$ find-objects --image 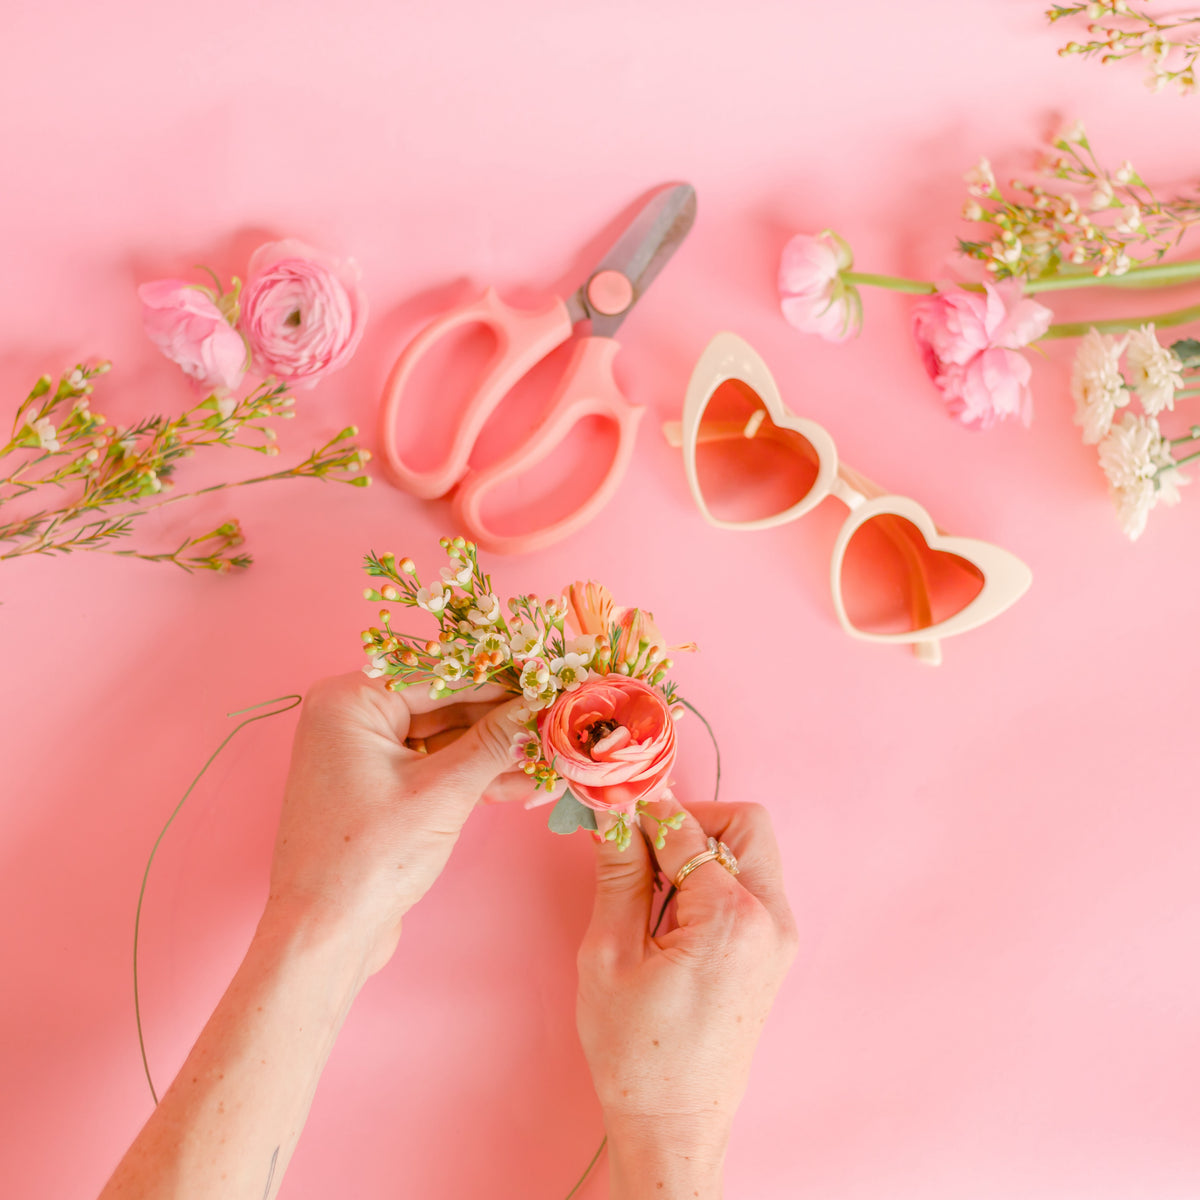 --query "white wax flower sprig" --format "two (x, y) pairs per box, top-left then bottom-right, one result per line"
(0, 364), (370, 572)
(1049, 2), (1200, 97)
(360, 538), (700, 852)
